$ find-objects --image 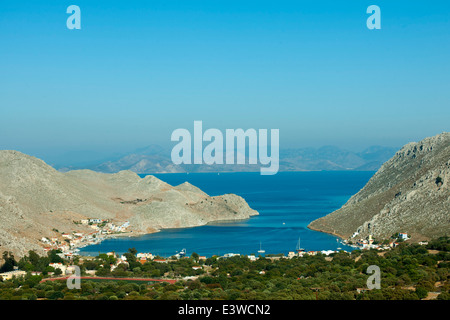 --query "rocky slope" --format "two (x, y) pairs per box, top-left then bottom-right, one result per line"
(308, 132), (450, 241)
(0, 151), (258, 258)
